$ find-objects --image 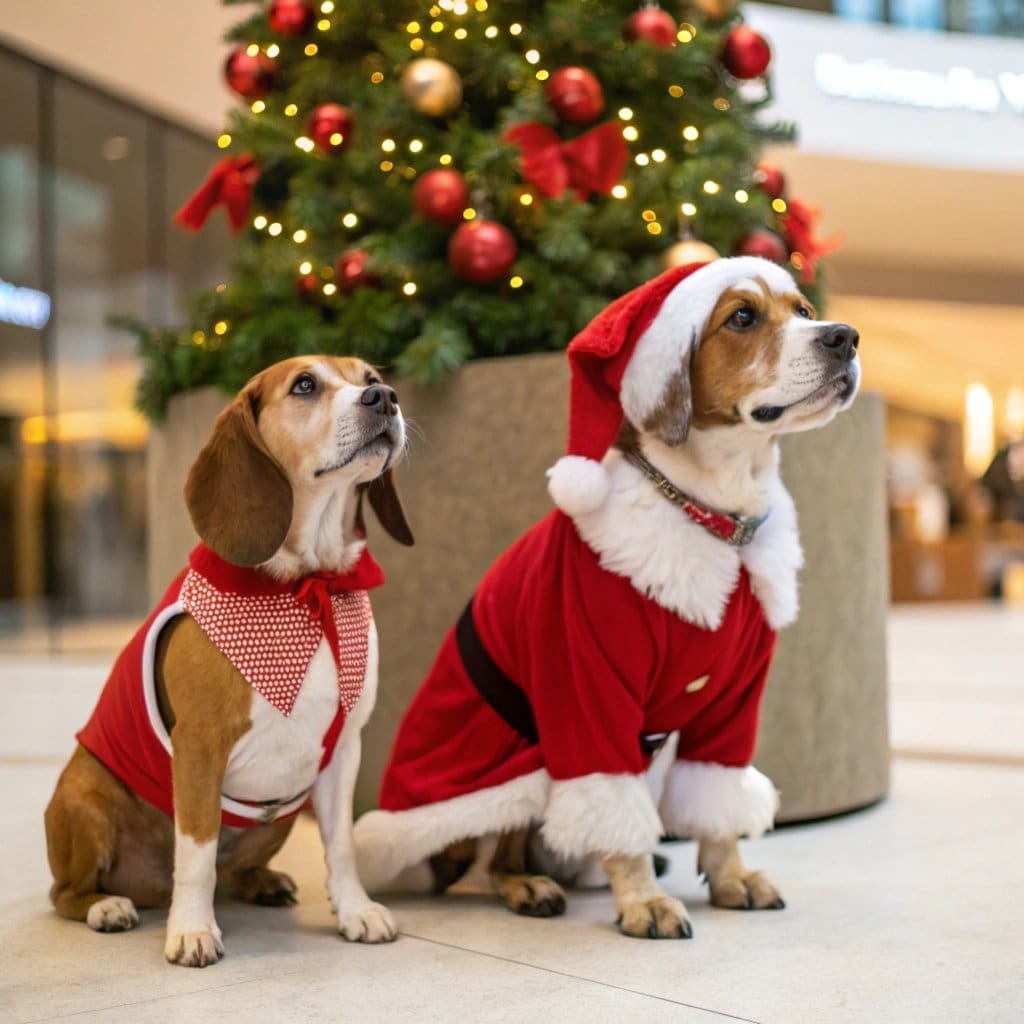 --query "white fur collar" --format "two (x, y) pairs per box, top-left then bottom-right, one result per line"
(564, 451), (802, 631)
